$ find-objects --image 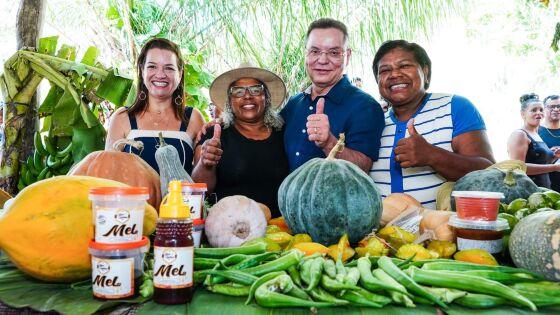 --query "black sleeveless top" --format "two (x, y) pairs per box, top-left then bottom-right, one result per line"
(124, 107), (194, 174)
(520, 129), (554, 188)
(199, 126), (289, 217)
